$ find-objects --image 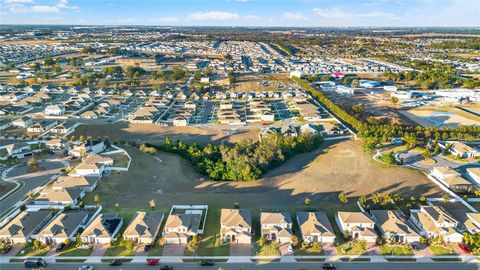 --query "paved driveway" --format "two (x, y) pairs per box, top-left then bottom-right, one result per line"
(5, 244), (23, 256)
(230, 243), (251, 256)
(162, 244), (185, 256)
(279, 243), (293, 256)
(91, 244), (108, 256)
(367, 243), (380, 255)
(413, 244), (433, 256)
(0, 160), (66, 216)
(321, 243), (337, 256)
(135, 244), (149, 256)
